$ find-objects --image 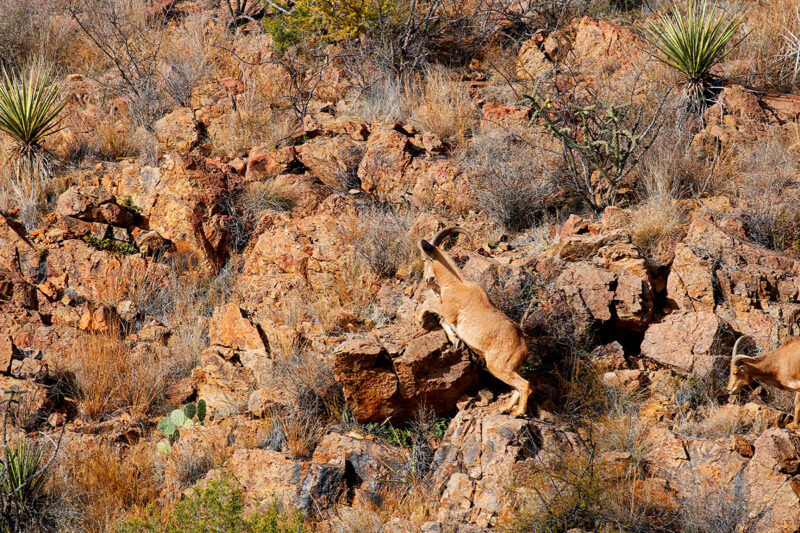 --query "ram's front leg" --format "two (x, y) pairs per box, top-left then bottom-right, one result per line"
(441, 320), (462, 350)
(417, 291), (461, 349)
